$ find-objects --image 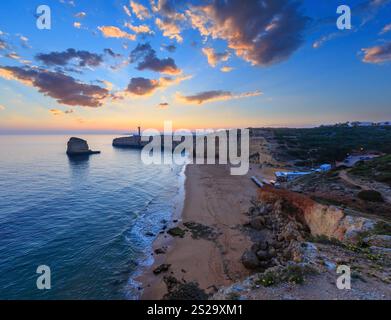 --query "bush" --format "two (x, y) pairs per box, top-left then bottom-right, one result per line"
(357, 190), (384, 202)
